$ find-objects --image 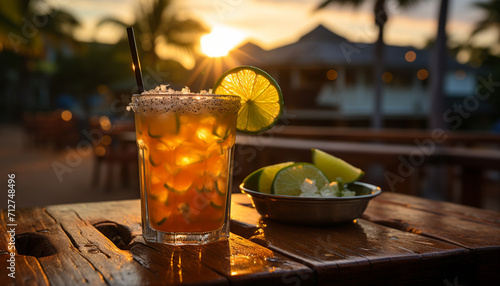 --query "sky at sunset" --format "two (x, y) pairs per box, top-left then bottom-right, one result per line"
(48, 0), (492, 51)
